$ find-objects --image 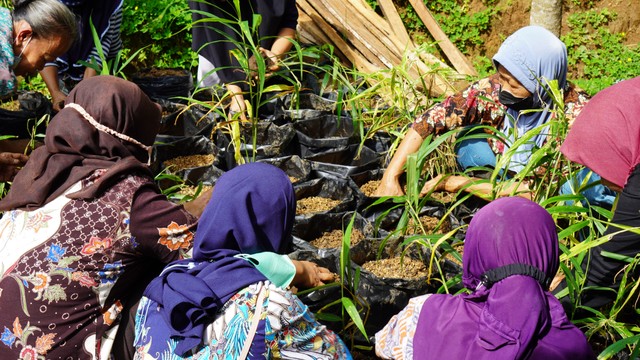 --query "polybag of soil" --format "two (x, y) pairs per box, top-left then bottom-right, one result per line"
(0, 91), (52, 139)
(218, 121), (297, 169)
(292, 212), (385, 265)
(304, 144), (381, 178)
(258, 155), (311, 184)
(157, 99), (218, 138)
(132, 68), (193, 103)
(355, 247), (436, 335)
(151, 135), (223, 187)
(294, 174), (358, 220)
